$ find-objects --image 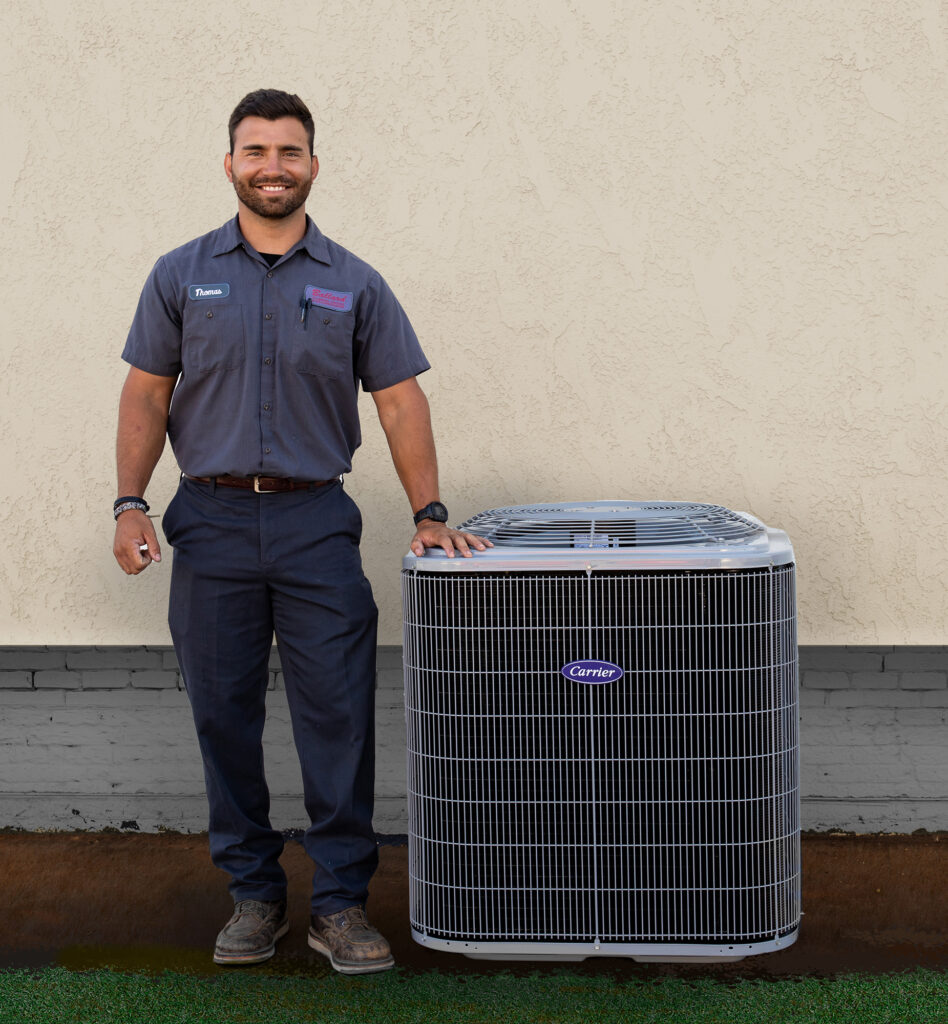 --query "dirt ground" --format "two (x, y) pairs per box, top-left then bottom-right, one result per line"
(0, 832), (944, 978)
